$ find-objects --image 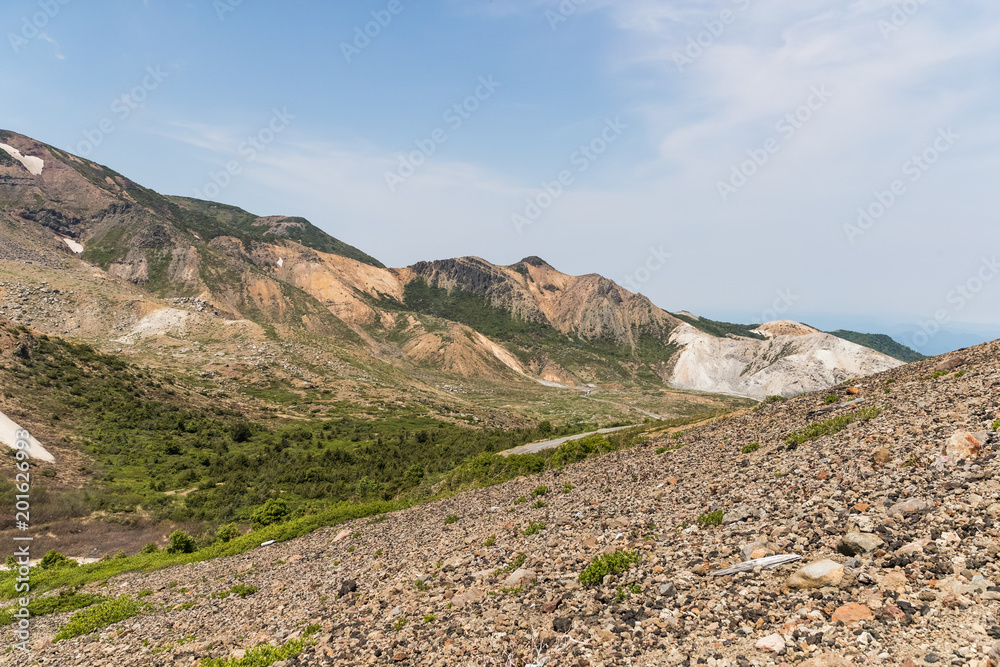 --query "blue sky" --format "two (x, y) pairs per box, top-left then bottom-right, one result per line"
(2, 0), (998, 354)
